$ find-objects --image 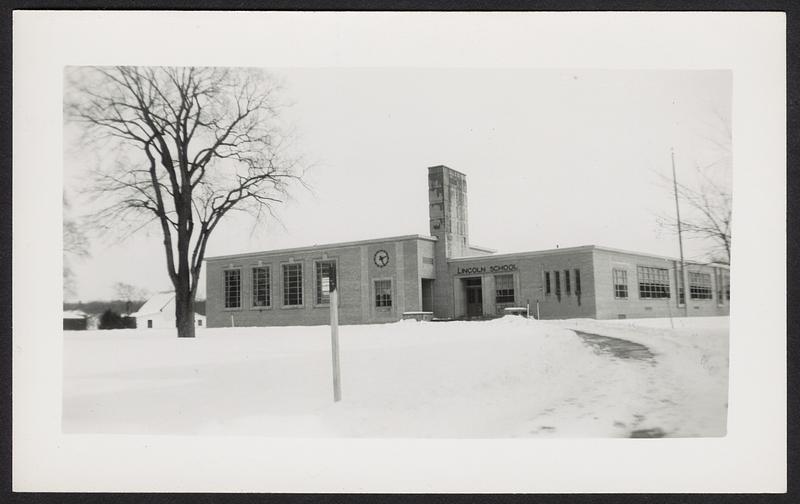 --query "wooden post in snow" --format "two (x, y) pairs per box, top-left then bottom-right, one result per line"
(328, 266), (342, 402)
